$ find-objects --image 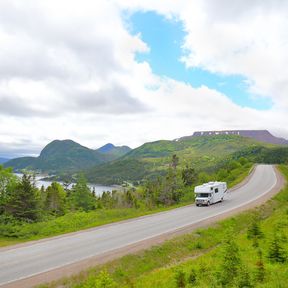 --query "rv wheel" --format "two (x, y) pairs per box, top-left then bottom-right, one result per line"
(207, 201), (210, 206)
